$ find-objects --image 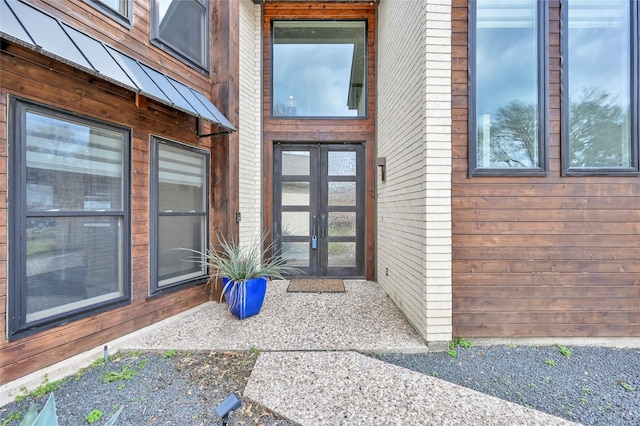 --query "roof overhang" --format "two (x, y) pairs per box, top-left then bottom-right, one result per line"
(0, 0), (235, 135)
